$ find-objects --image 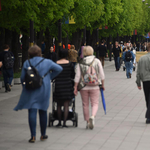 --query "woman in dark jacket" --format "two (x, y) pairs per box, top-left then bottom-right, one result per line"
(54, 49), (75, 128)
(45, 46), (57, 62)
